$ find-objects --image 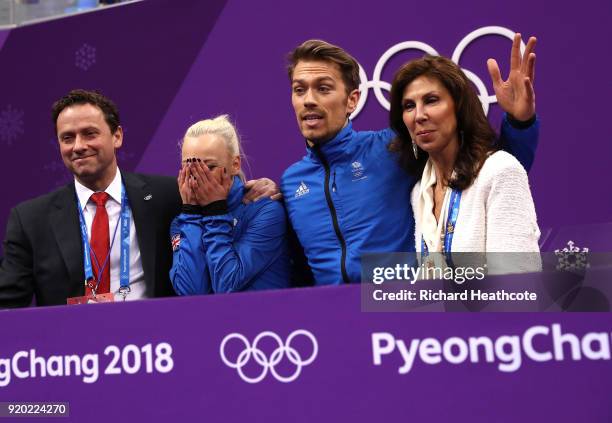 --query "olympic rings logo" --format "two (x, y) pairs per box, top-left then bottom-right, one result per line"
(220, 329), (318, 383)
(350, 26), (526, 119)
